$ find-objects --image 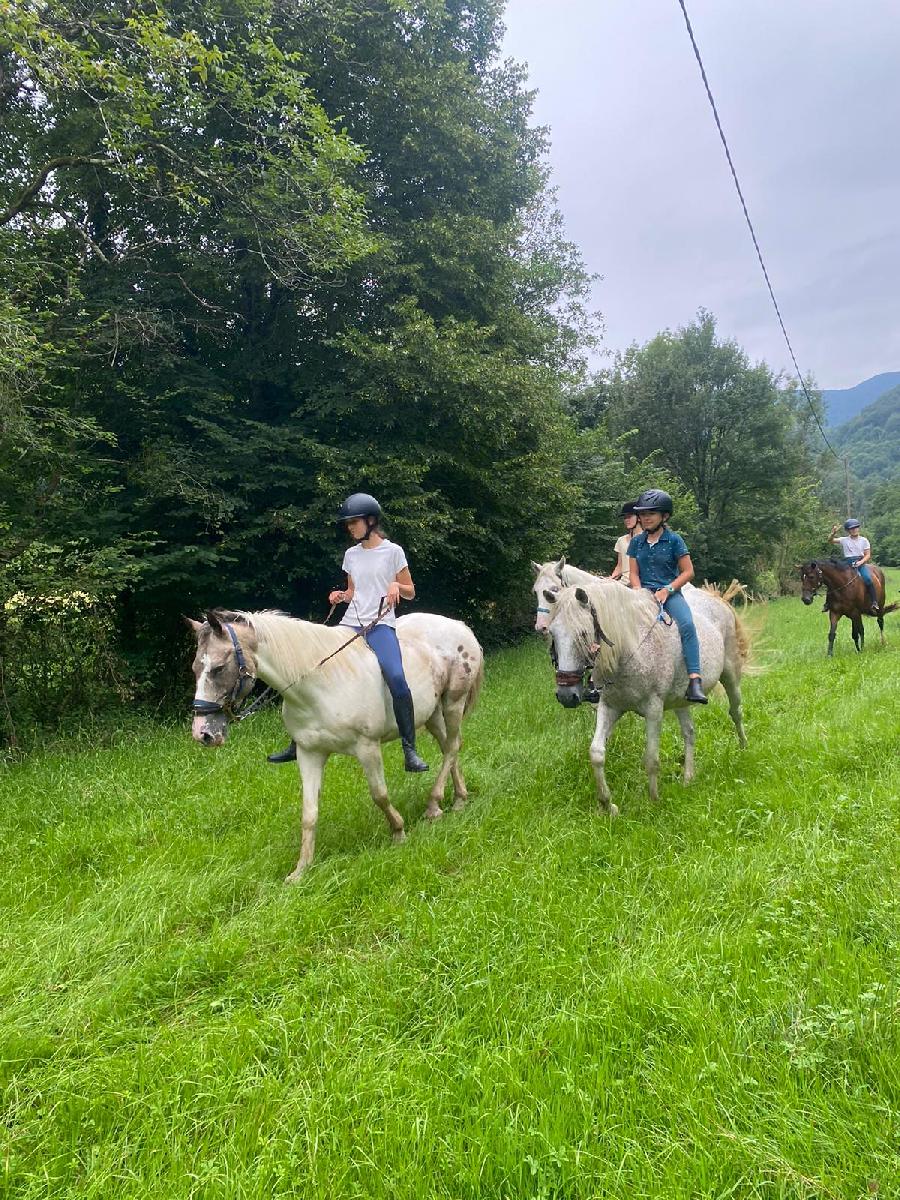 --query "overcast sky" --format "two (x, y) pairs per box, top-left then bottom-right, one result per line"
(501, 0), (900, 388)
